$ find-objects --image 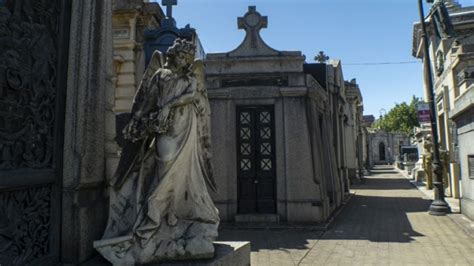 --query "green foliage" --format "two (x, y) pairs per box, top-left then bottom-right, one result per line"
(373, 96), (420, 136)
